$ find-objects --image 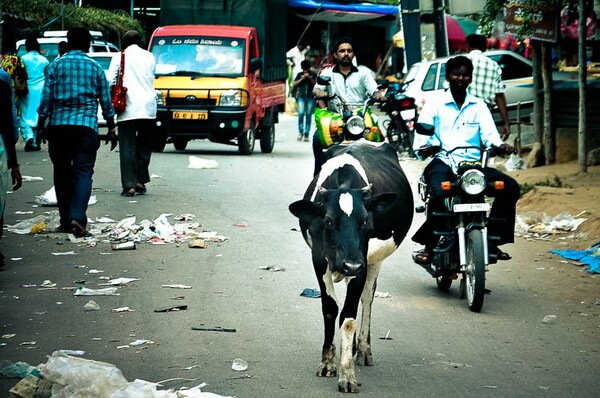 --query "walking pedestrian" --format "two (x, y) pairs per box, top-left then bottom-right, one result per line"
(292, 60), (316, 142)
(37, 27), (117, 237)
(107, 30), (157, 197)
(20, 37), (49, 151)
(0, 69), (23, 268)
(1, 51), (26, 142)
